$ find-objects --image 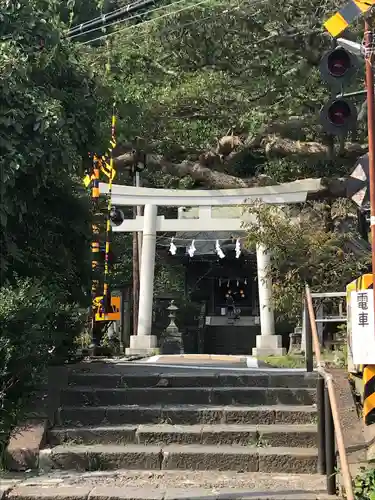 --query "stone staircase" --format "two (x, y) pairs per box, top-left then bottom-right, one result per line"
(9, 363), (339, 499)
